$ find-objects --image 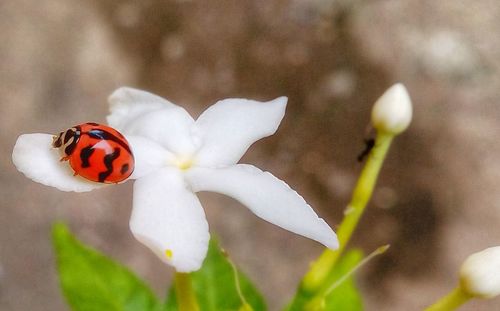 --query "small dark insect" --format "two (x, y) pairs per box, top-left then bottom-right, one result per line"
(357, 138), (375, 162)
